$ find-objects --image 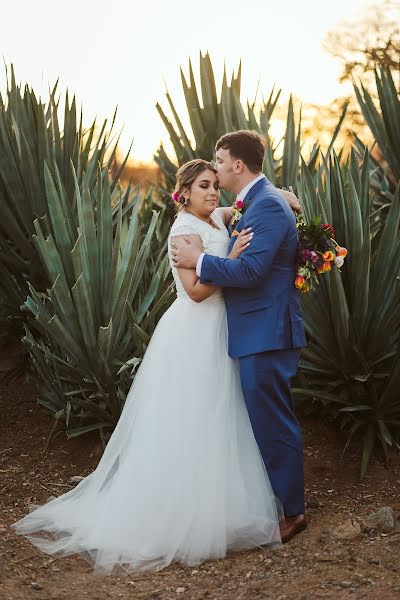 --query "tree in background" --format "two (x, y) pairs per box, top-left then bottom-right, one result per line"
(324, 0), (400, 83)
